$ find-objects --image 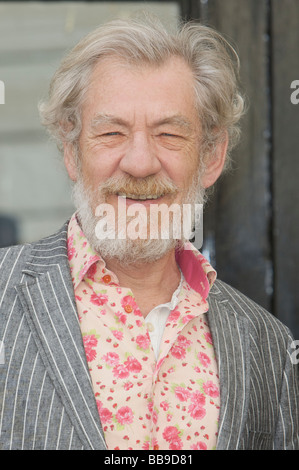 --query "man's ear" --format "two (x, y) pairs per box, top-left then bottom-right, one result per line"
(63, 141), (78, 182)
(200, 131), (229, 189)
